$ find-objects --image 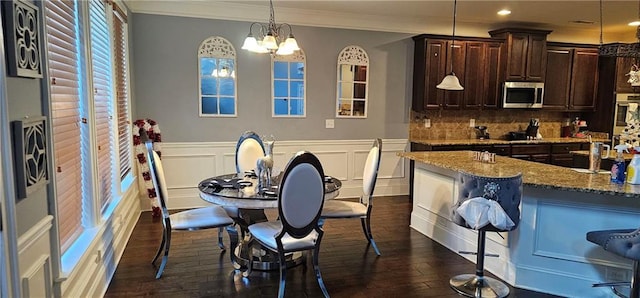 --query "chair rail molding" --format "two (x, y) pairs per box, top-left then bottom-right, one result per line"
(140, 139), (410, 210)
